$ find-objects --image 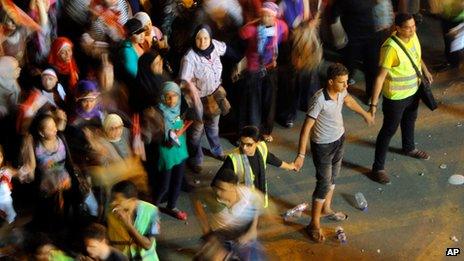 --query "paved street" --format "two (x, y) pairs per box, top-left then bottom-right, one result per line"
(155, 12), (464, 261)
